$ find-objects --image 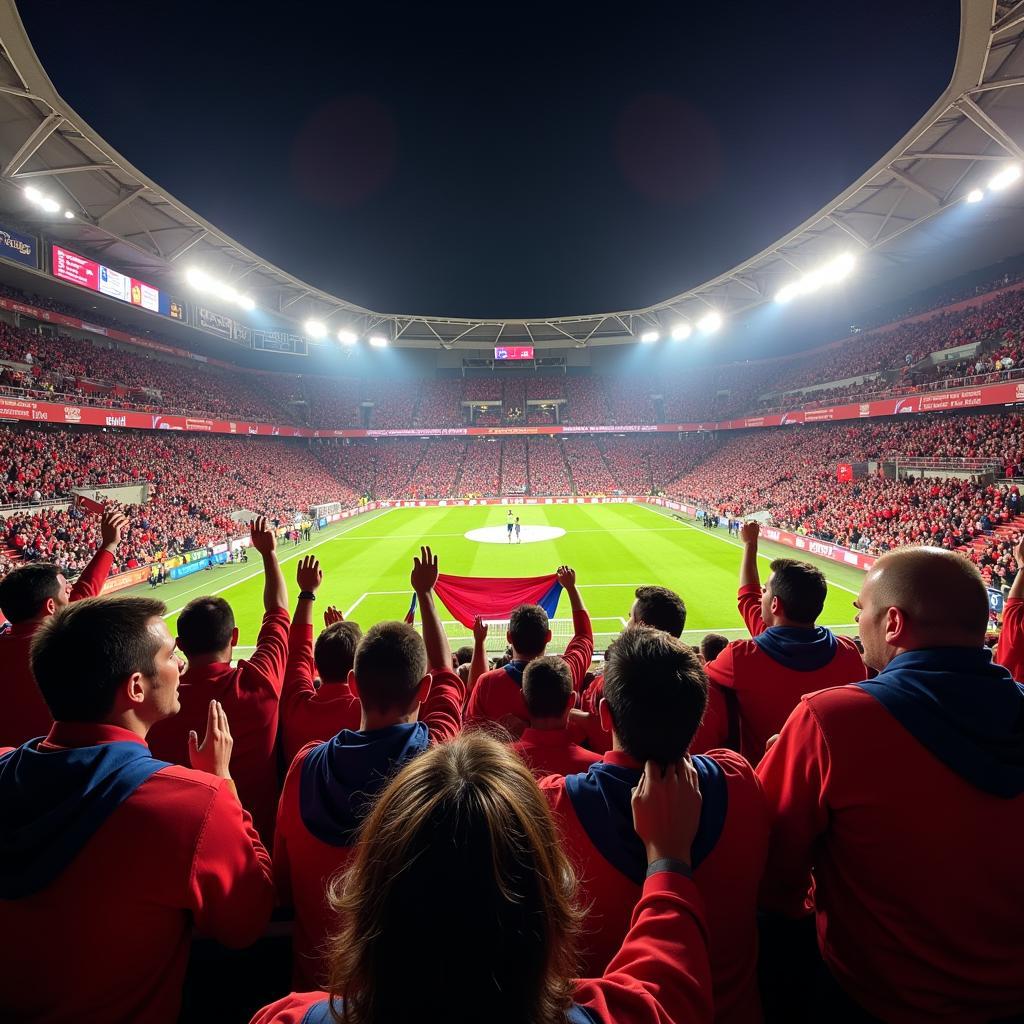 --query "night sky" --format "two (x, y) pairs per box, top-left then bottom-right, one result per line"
(21, 1), (959, 320)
